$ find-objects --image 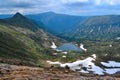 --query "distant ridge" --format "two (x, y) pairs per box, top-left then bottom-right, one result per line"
(0, 12), (119, 41)
(67, 15), (120, 41)
(27, 11), (87, 35)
